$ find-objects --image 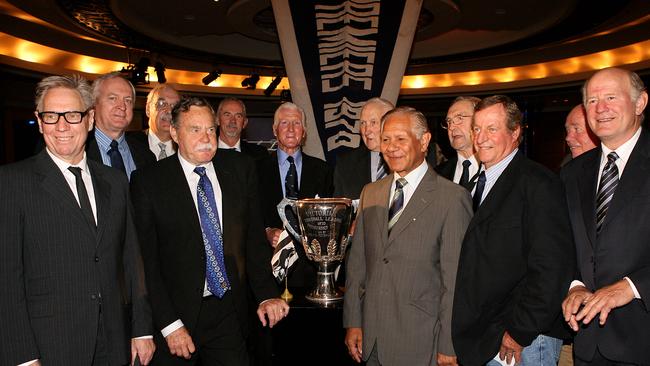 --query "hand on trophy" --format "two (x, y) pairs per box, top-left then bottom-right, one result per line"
(257, 298), (290, 328)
